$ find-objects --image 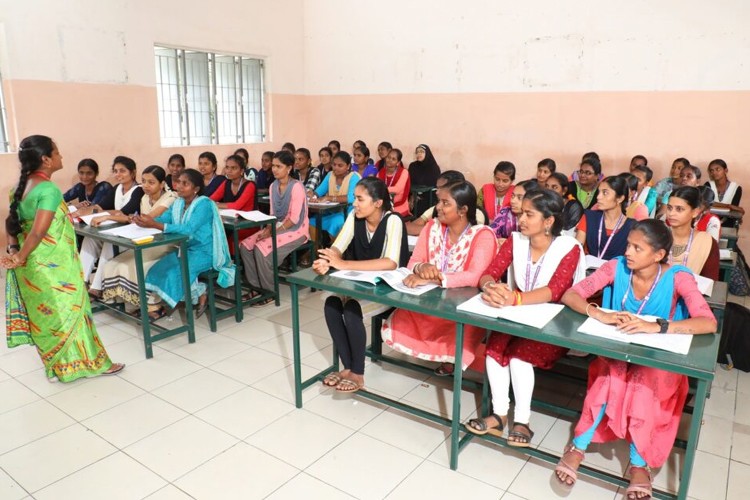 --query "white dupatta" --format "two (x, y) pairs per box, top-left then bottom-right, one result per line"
(710, 180), (739, 204)
(508, 233), (587, 292)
